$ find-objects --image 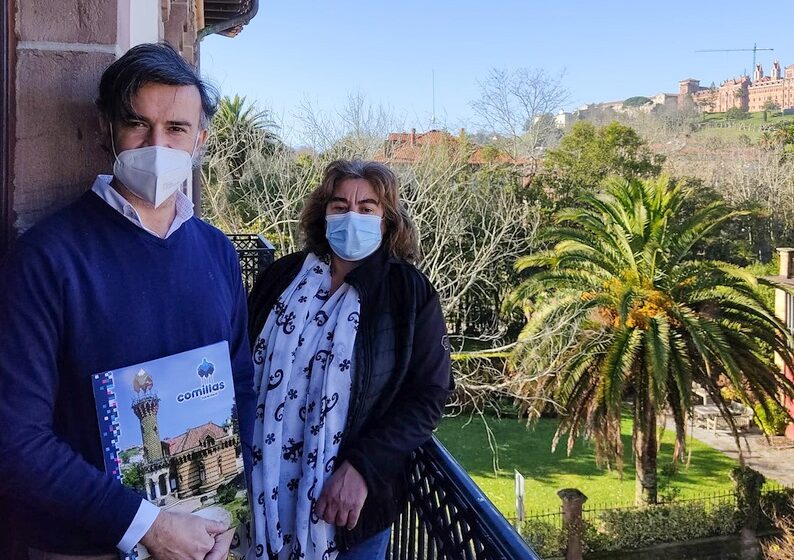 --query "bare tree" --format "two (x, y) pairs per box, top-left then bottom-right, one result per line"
(202, 97), (544, 423)
(763, 498), (794, 560)
(295, 92), (404, 158)
(396, 143), (540, 339)
(664, 140), (794, 258)
(202, 119), (321, 256)
(471, 67), (570, 158)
